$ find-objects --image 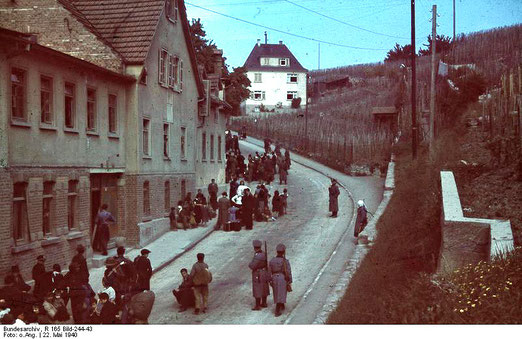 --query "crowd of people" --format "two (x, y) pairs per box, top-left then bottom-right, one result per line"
(0, 245), (155, 325)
